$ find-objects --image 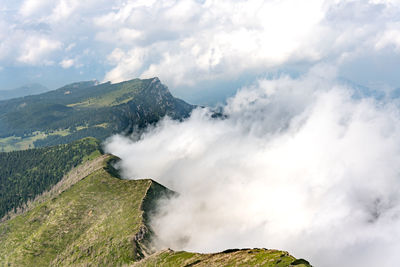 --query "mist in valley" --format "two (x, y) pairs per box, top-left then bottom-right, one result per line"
(106, 66), (400, 267)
